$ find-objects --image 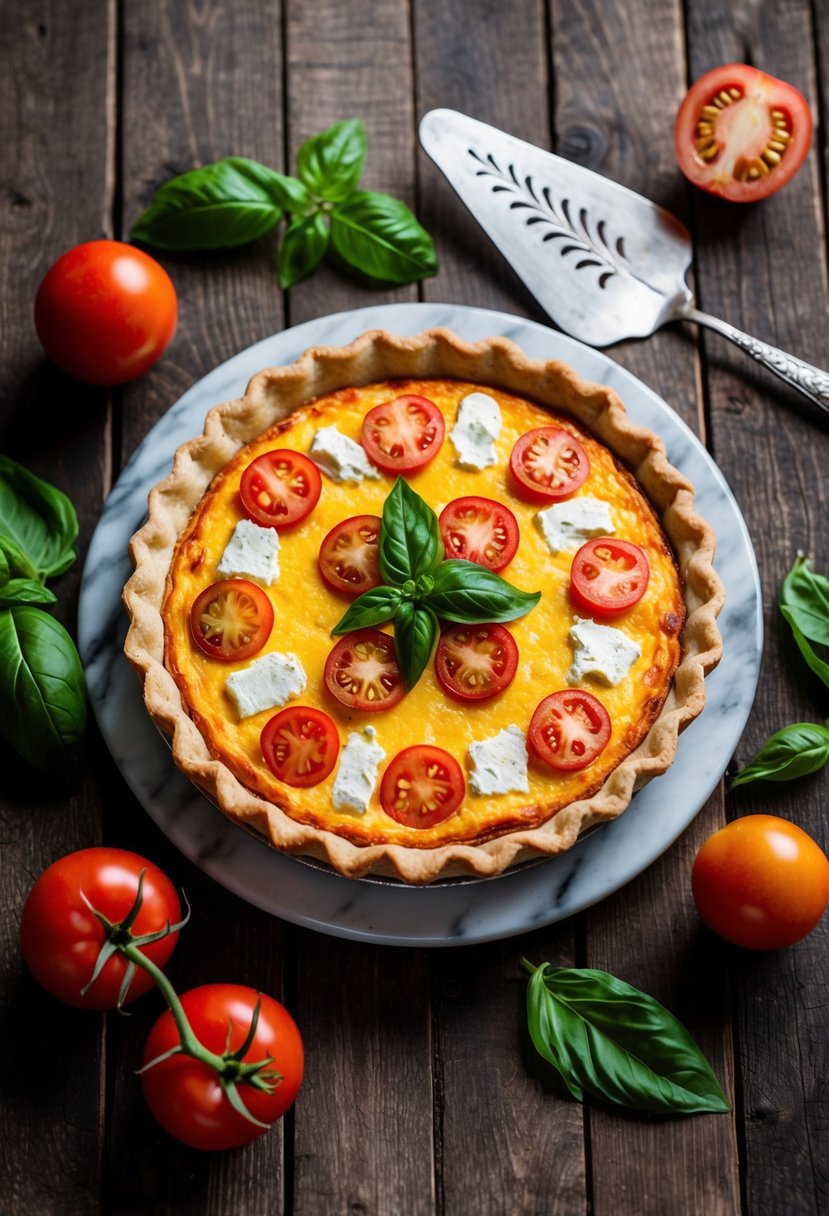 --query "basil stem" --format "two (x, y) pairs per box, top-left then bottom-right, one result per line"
(331, 585), (403, 636)
(394, 601), (438, 688)
(731, 720), (829, 788)
(378, 478), (444, 586)
(425, 560), (541, 623)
